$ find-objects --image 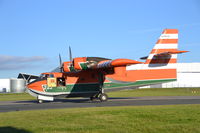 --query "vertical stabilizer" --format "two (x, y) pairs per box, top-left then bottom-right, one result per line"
(145, 29), (178, 65)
